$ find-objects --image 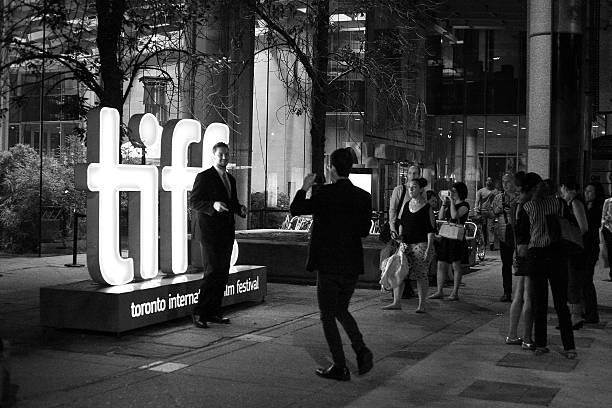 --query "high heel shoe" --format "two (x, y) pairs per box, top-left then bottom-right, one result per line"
(521, 341), (535, 351)
(505, 336), (522, 345)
